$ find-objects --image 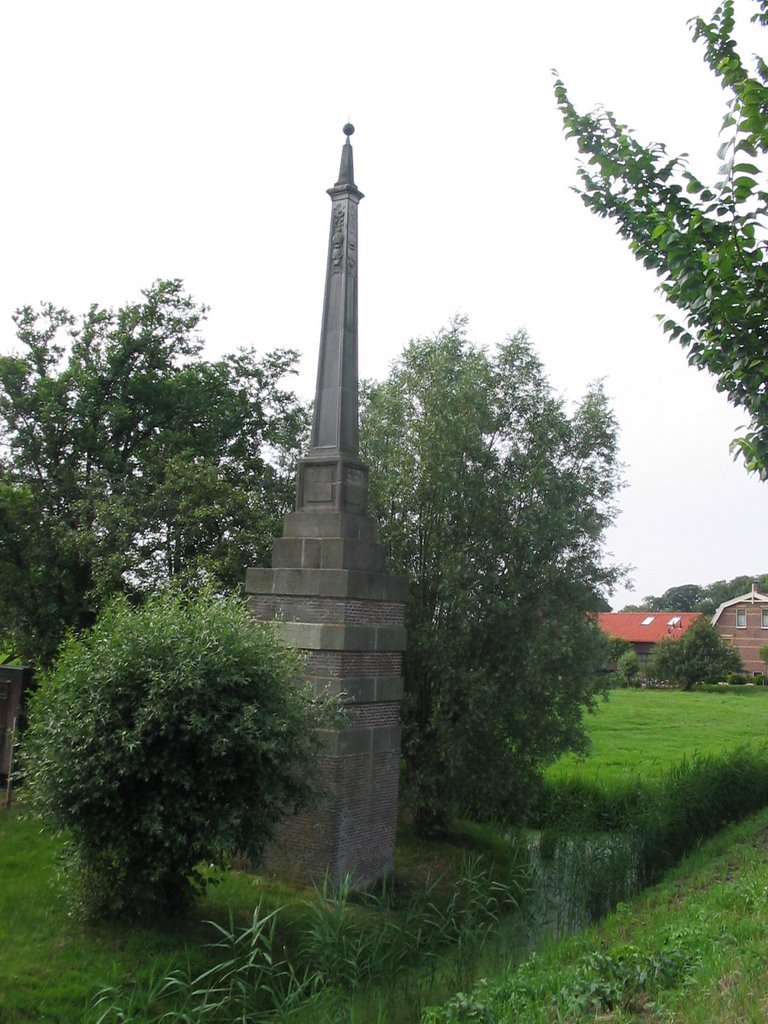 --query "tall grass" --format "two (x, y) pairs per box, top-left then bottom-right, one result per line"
(638, 745), (768, 880)
(533, 744), (768, 890)
(88, 855), (524, 1024)
(527, 831), (639, 939)
(425, 807), (768, 1024)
